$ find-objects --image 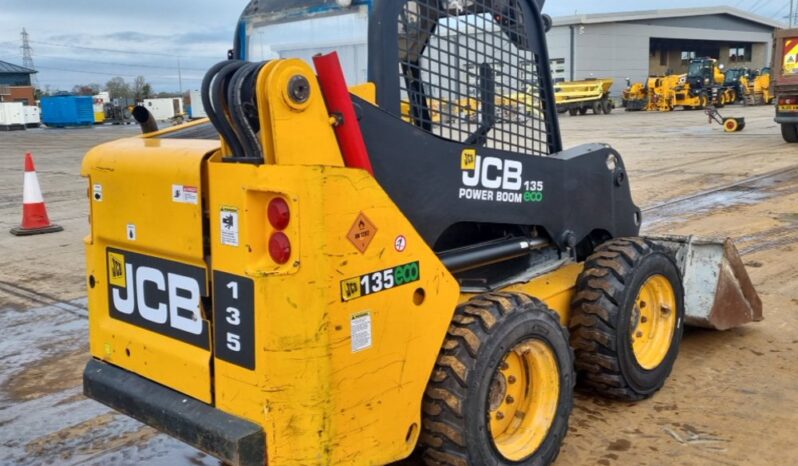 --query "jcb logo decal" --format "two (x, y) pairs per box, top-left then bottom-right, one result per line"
(108, 252), (126, 288)
(106, 249), (210, 349)
(341, 277), (362, 301)
(462, 154), (523, 191)
(461, 149), (477, 170)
